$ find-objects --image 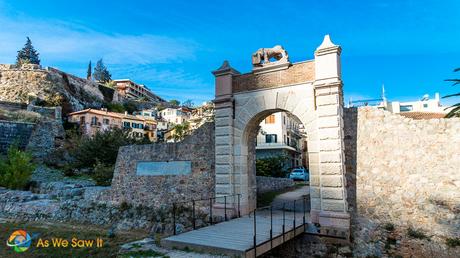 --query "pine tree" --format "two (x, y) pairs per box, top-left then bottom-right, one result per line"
(93, 59), (112, 83)
(87, 61), (92, 80)
(16, 37), (40, 66)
